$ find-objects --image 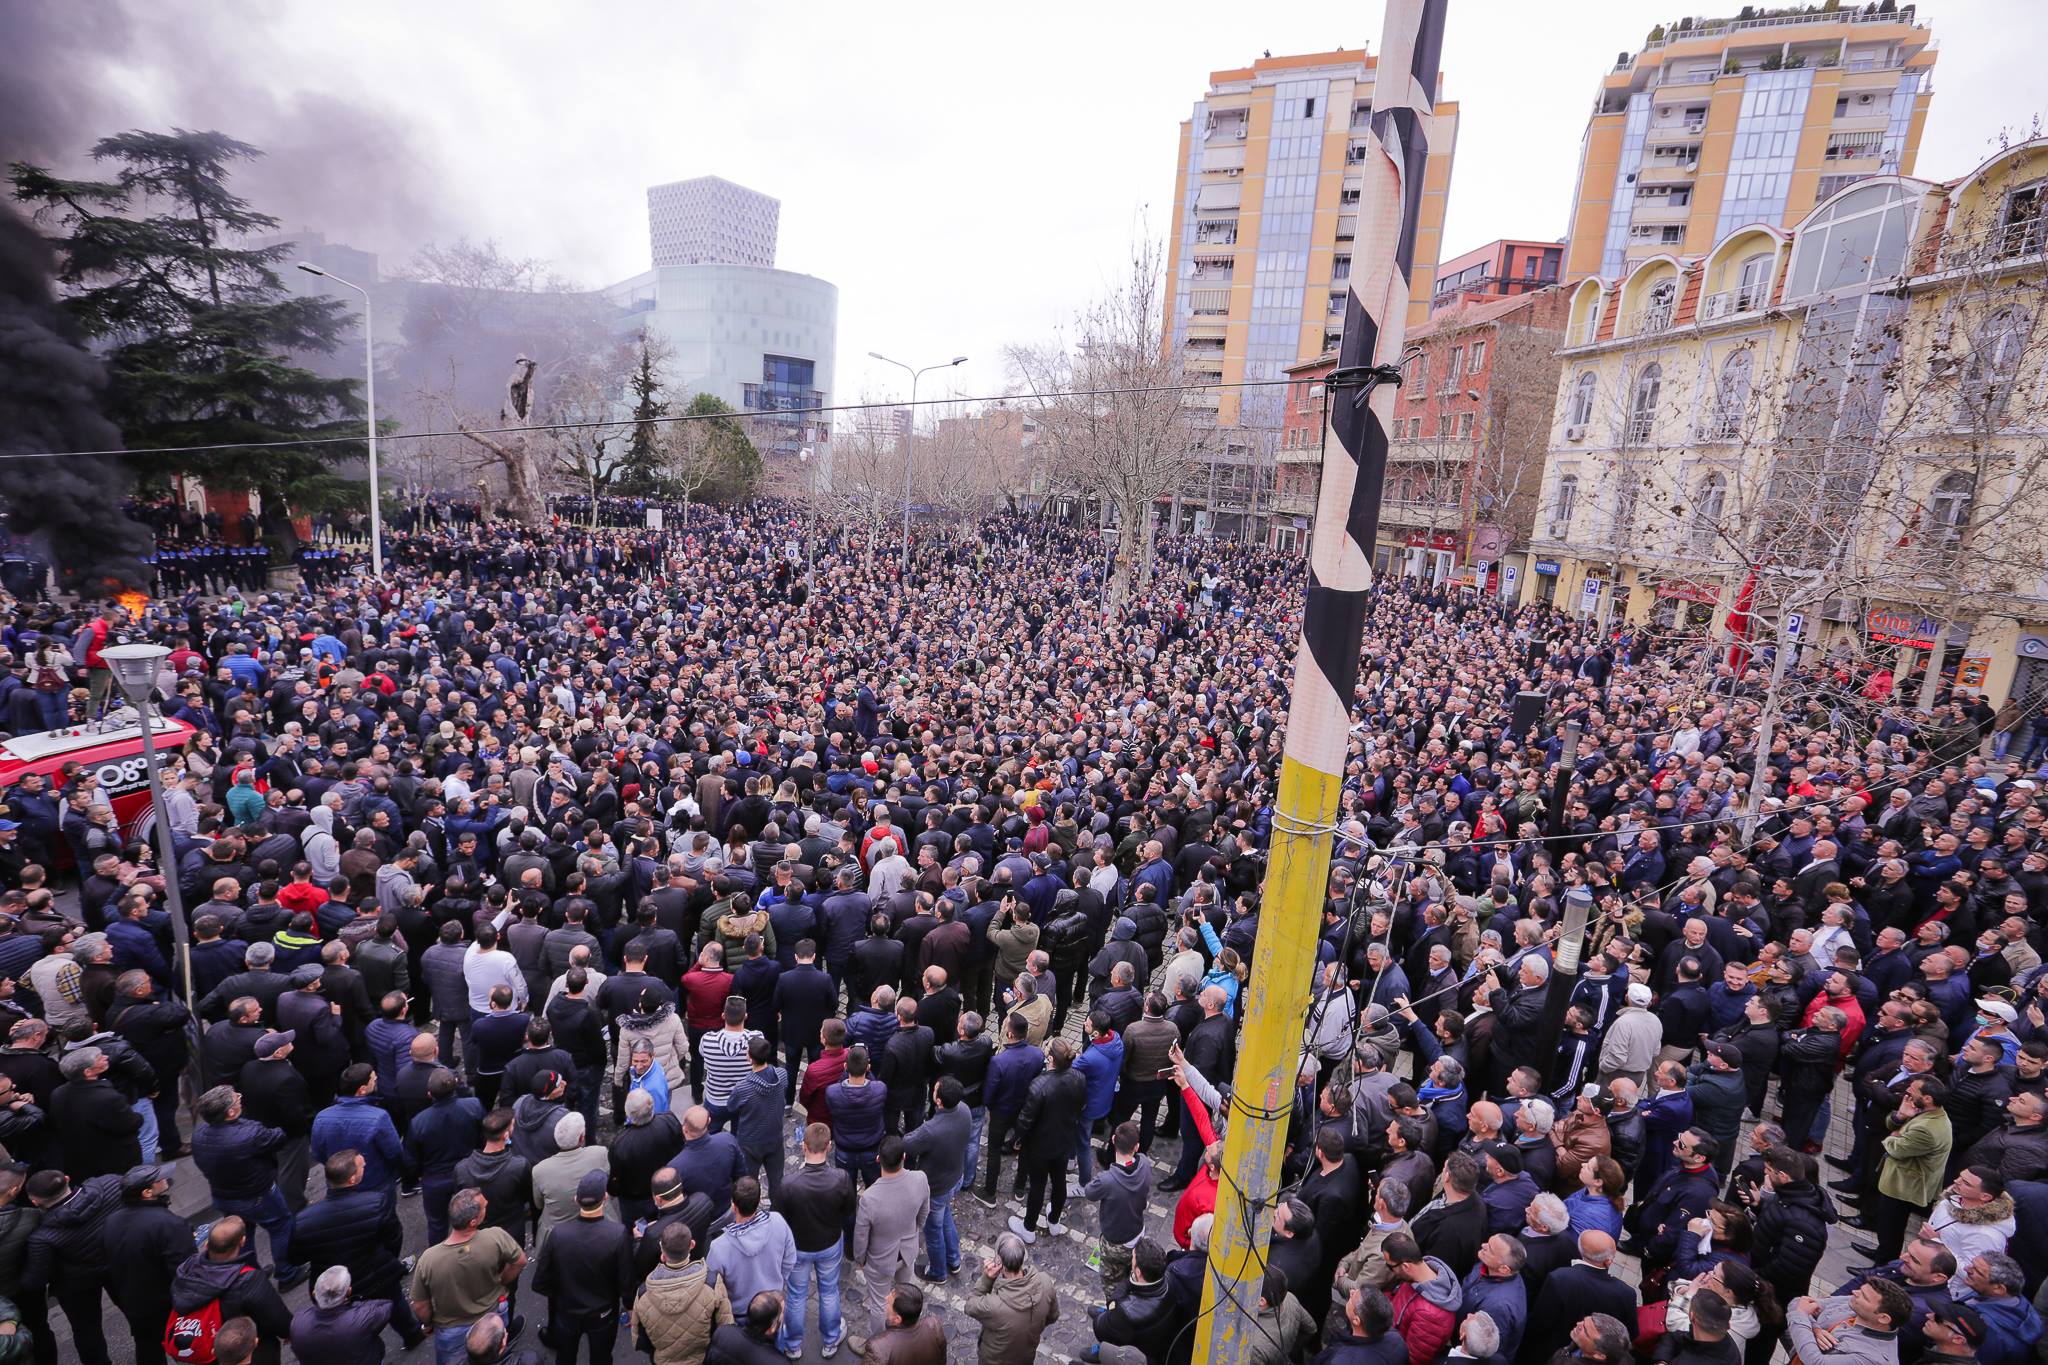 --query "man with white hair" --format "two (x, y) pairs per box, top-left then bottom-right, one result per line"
(1597, 983), (1663, 1092)
(866, 838), (911, 900)
(291, 1264), (394, 1362)
(531, 1110), (612, 1246)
